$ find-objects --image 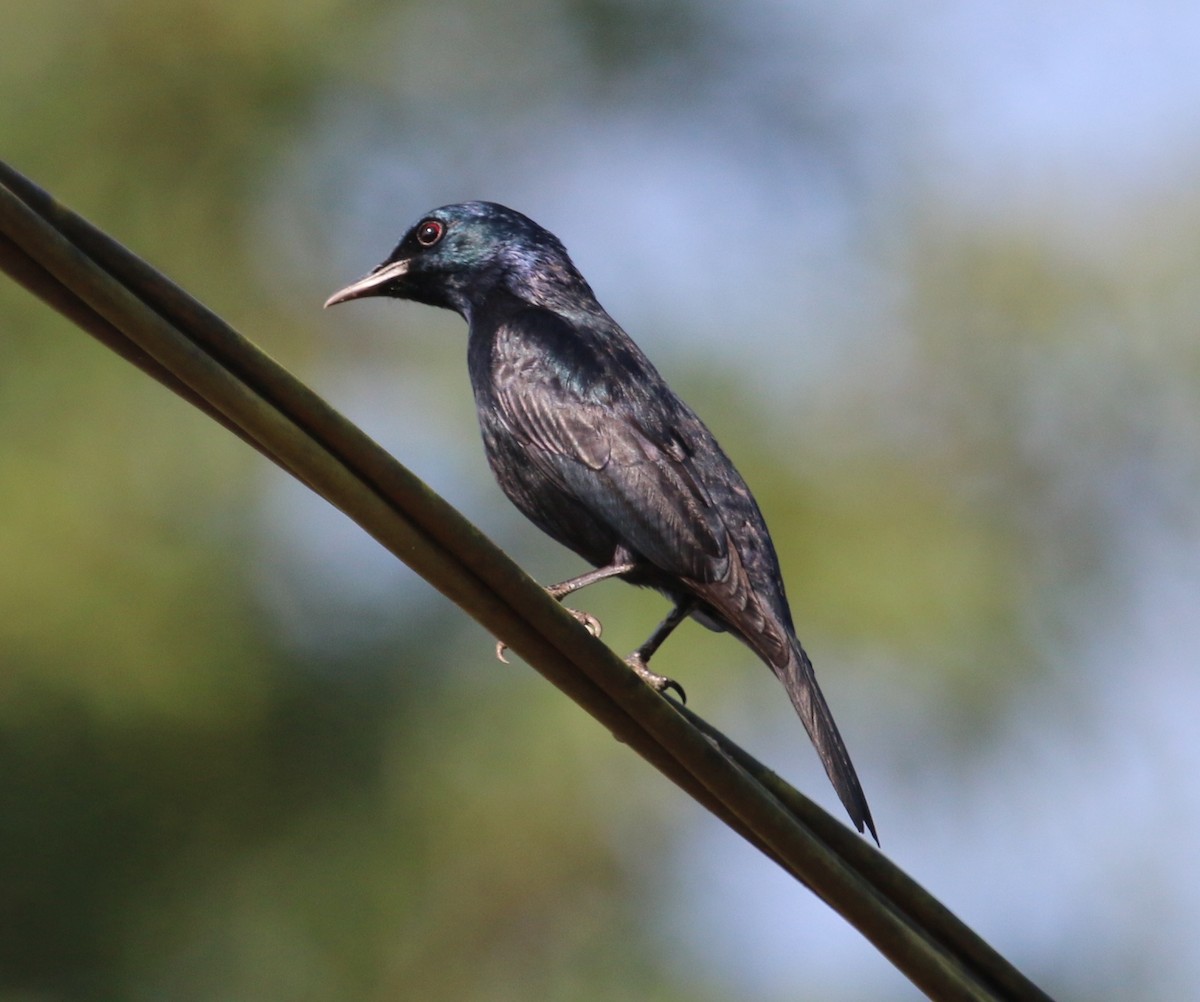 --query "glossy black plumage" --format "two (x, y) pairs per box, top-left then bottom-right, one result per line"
(326, 202), (876, 841)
